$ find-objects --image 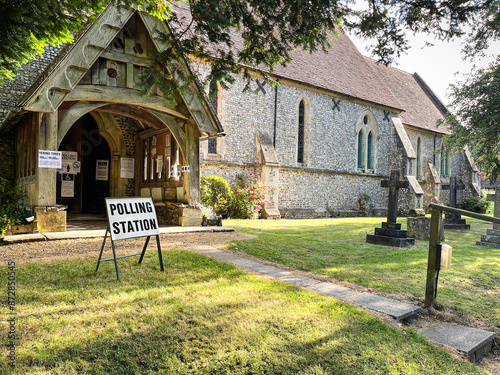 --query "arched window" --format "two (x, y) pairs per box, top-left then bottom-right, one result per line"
(207, 84), (218, 154)
(355, 110), (379, 173)
(416, 138), (422, 178)
(297, 100), (305, 163)
(440, 148), (449, 178)
(367, 131), (374, 170)
(357, 130), (365, 170)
